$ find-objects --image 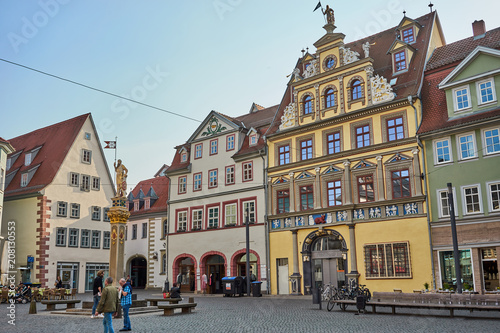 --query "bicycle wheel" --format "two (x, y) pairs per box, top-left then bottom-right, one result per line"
(364, 289), (371, 302)
(327, 292), (339, 311)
